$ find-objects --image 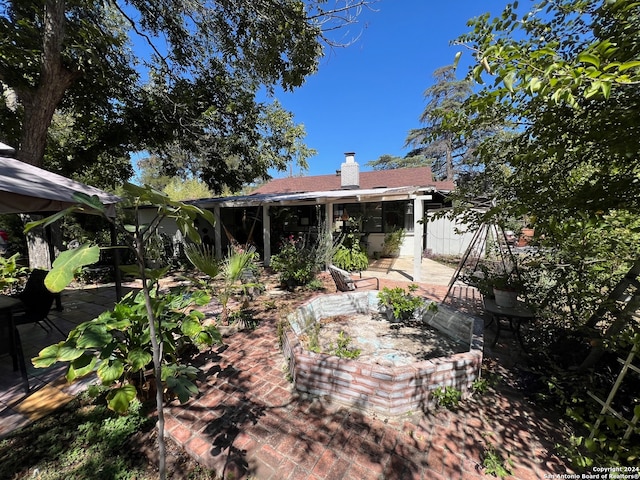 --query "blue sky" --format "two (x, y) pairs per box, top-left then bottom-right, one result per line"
(270, 1), (499, 178)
